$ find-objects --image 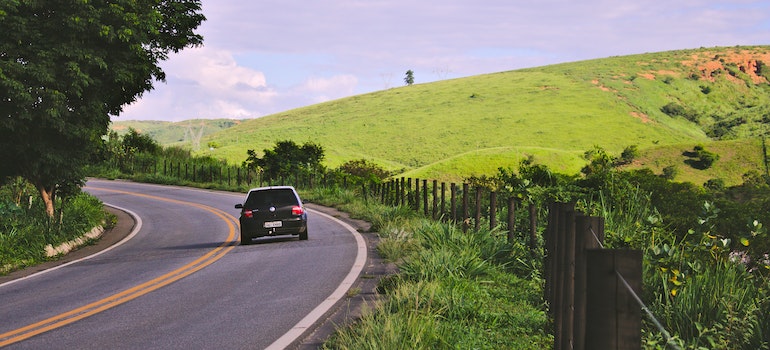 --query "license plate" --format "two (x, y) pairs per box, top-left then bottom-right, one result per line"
(264, 221), (282, 228)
